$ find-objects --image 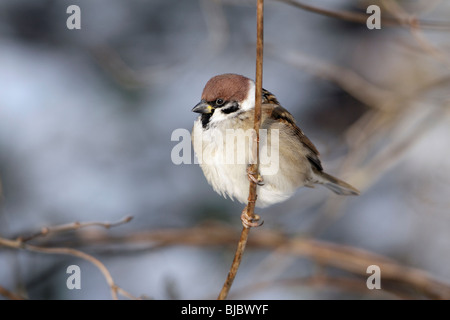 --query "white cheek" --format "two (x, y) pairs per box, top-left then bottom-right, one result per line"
(209, 110), (231, 124)
(240, 81), (255, 111)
